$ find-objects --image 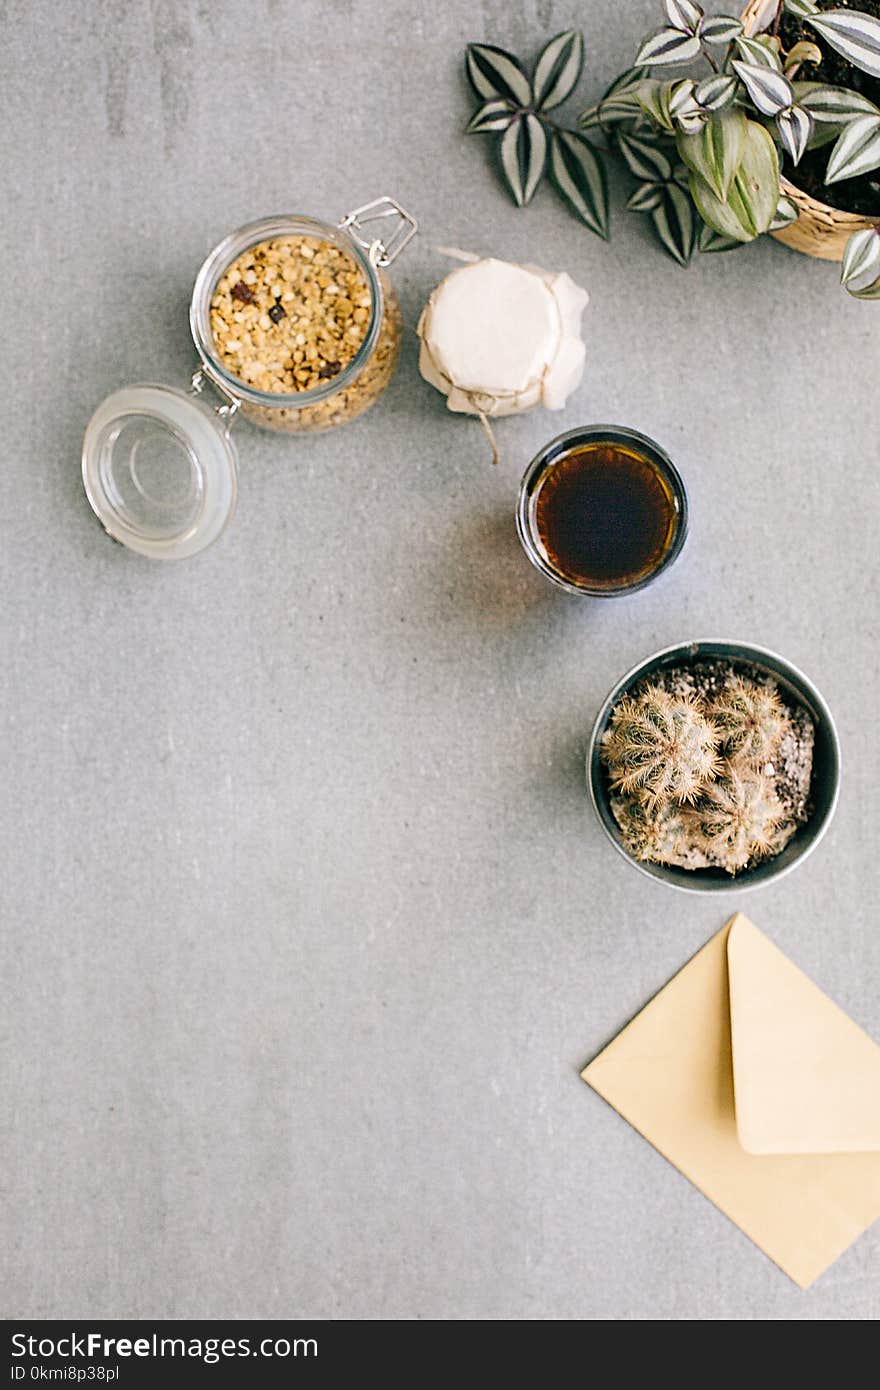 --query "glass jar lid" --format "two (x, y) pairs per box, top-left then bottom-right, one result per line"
(82, 382), (238, 560)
